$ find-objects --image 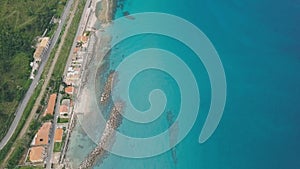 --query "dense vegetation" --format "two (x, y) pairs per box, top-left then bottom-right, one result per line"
(1, 0), (86, 167)
(0, 0), (67, 140)
(18, 166), (44, 169)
